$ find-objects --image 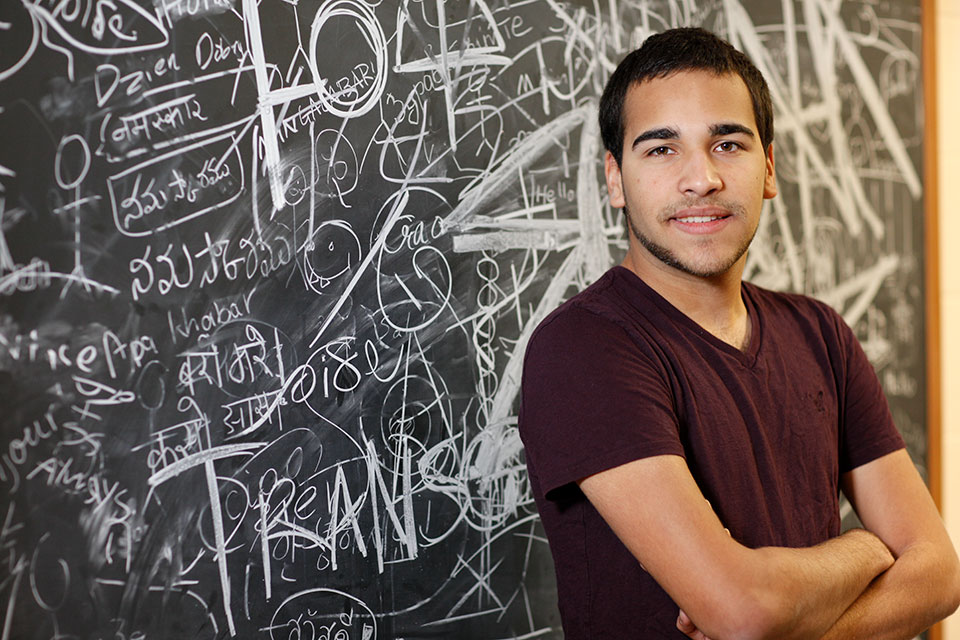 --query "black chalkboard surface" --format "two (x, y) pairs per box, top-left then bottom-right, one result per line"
(0, 0), (926, 638)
